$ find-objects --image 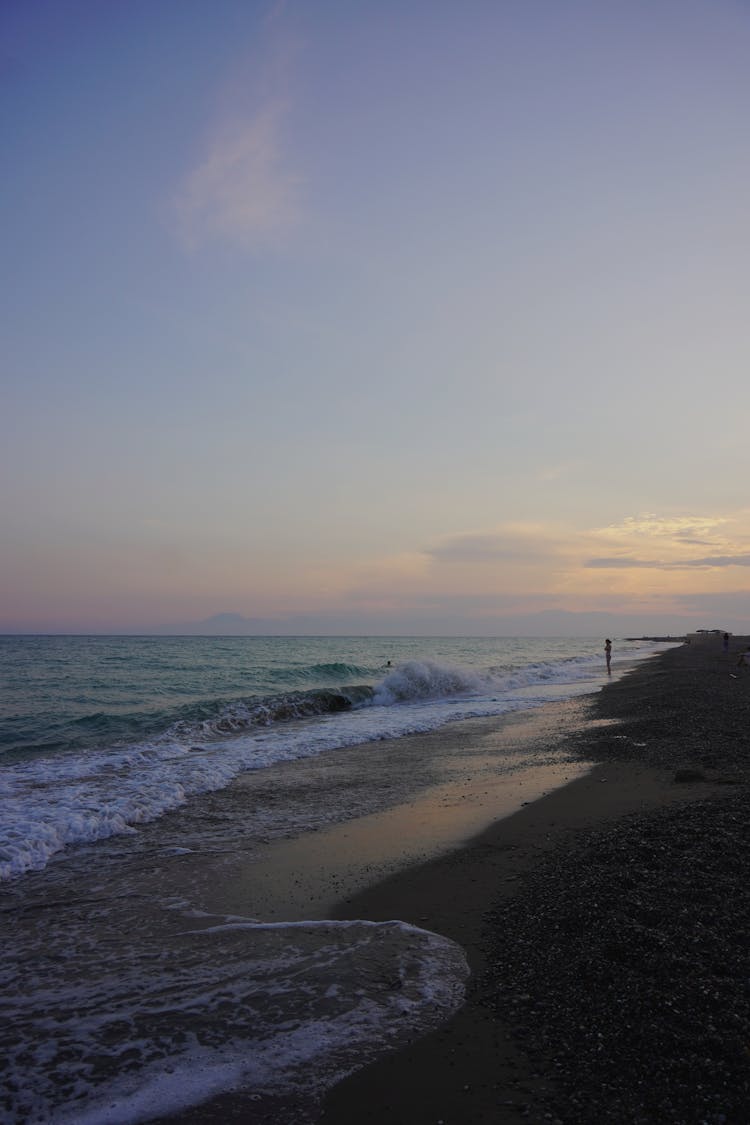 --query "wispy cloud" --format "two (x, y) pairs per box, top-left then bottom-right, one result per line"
(175, 99), (300, 250)
(591, 514), (728, 543)
(586, 554), (750, 570)
(173, 3), (302, 252)
(406, 510), (750, 622)
(583, 511), (750, 573)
